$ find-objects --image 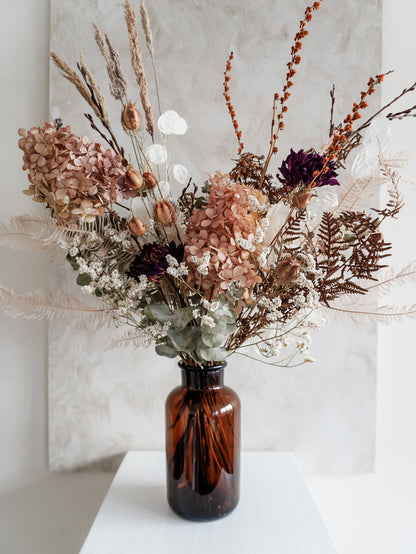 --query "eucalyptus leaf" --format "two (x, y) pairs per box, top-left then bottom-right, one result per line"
(200, 331), (225, 348)
(66, 254), (80, 271)
(204, 321), (228, 335)
(196, 345), (228, 362)
(224, 323), (237, 335)
(168, 327), (194, 350)
(155, 343), (178, 358)
(76, 273), (91, 286)
(143, 303), (173, 322)
(172, 307), (195, 329)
